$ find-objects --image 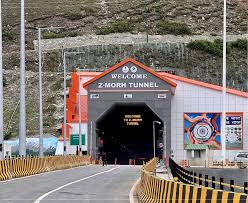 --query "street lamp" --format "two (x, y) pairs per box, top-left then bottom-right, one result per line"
(153, 121), (161, 158)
